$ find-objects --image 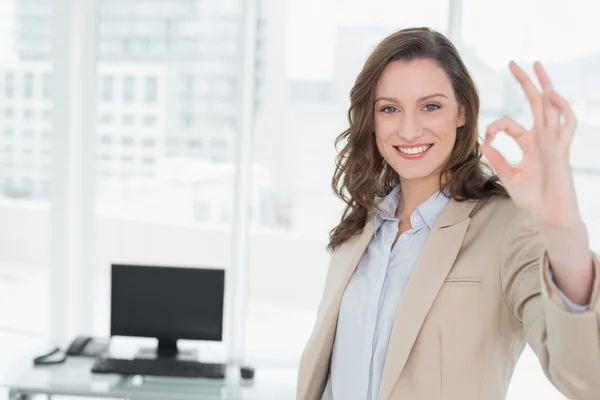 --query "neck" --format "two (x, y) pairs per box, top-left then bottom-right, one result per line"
(396, 175), (443, 220)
